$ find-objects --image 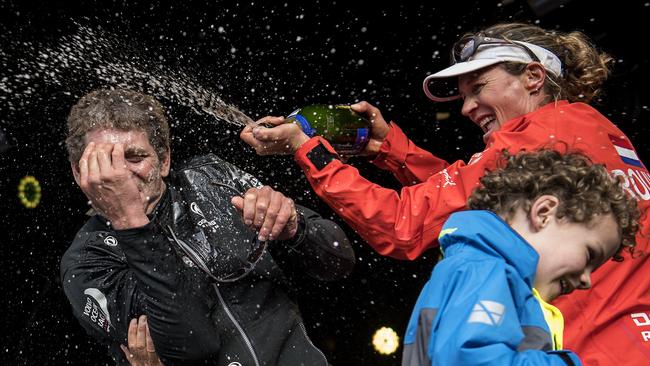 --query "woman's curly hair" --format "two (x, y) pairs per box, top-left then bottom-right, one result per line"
(461, 22), (614, 104)
(468, 150), (639, 261)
